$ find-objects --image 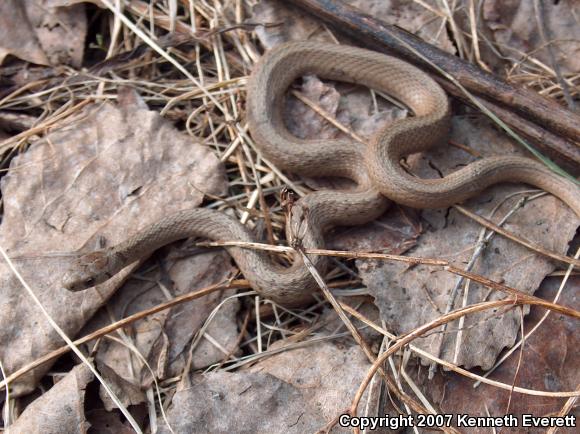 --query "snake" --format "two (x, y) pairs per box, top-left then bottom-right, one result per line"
(62, 42), (580, 306)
